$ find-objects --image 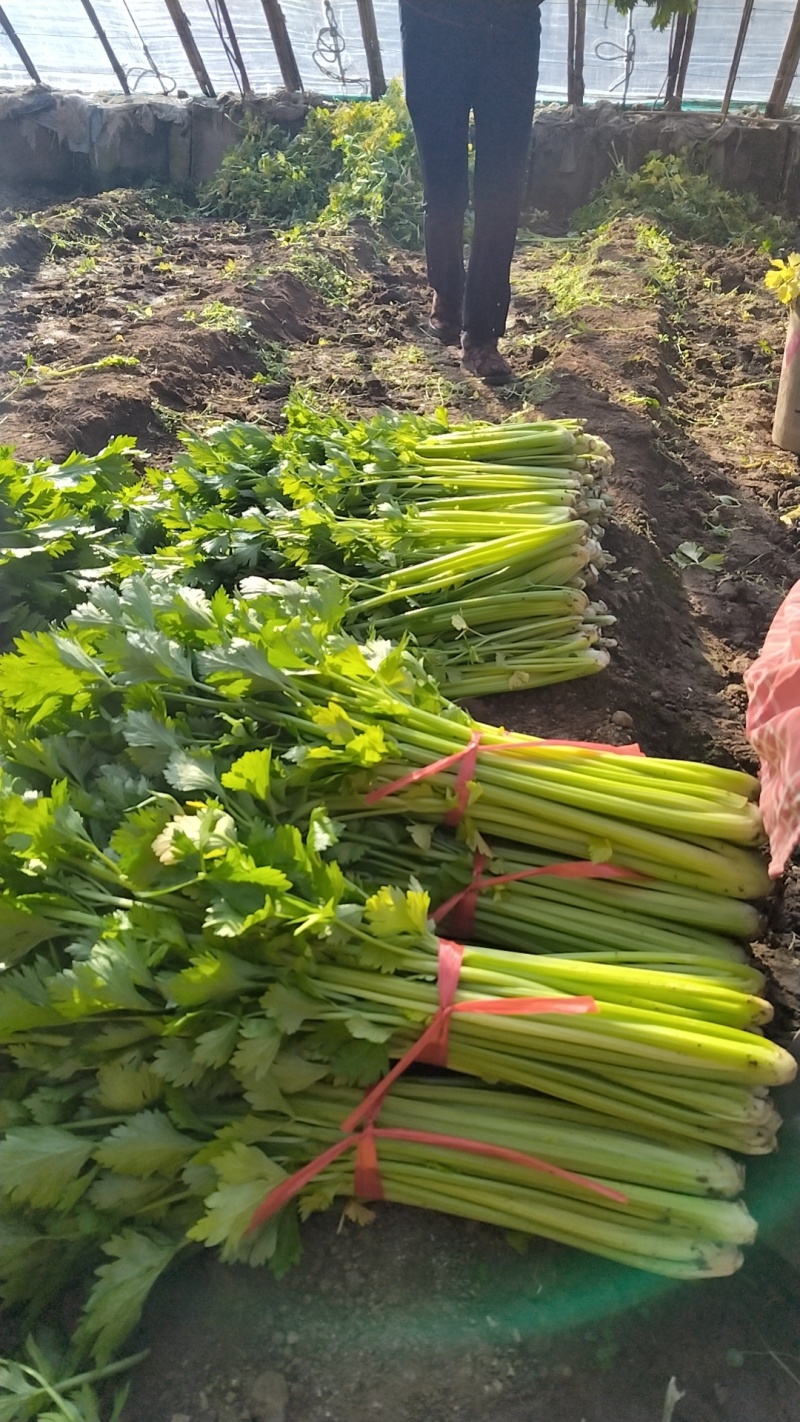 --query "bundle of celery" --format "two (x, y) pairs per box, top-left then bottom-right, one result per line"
(326, 718), (768, 906)
(344, 822), (761, 985)
(277, 411), (617, 695)
(239, 1078), (757, 1278)
(260, 915), (786, 1156)
(0, 407), (616, 695)
(0, 570), (792, 1410)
